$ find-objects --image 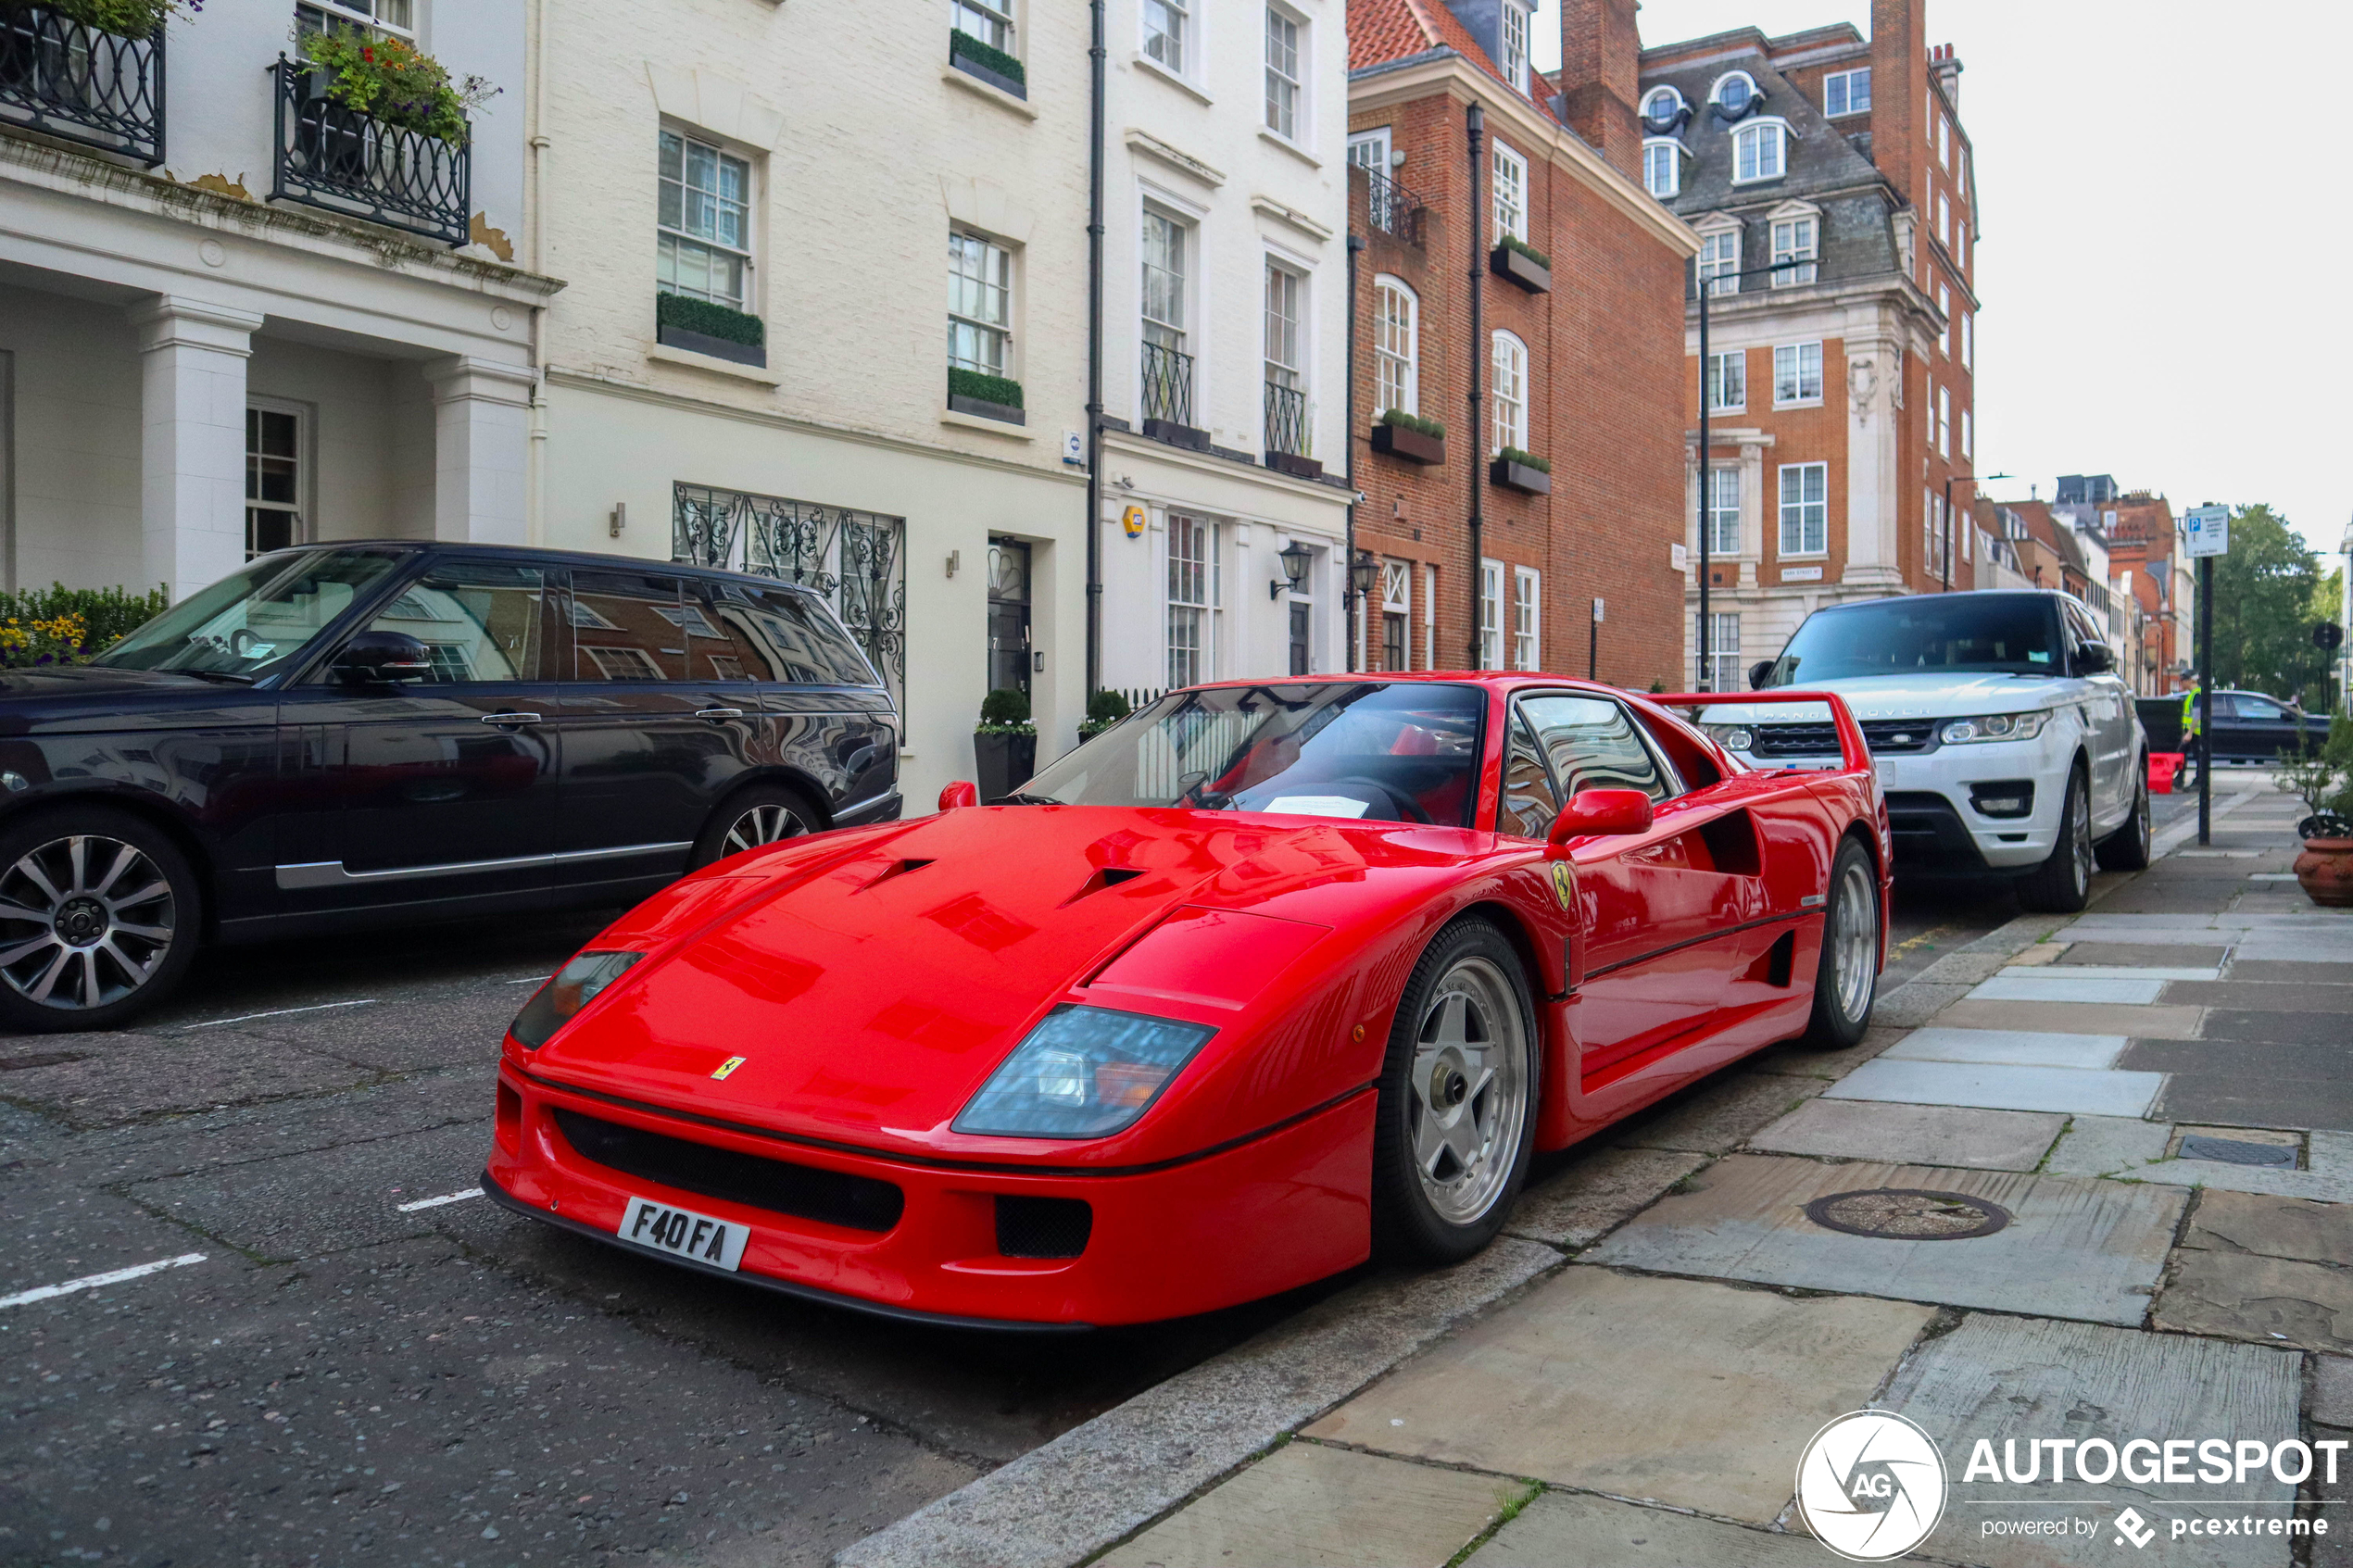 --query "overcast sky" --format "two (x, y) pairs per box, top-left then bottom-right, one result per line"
(1535, 1), (2353, 558)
